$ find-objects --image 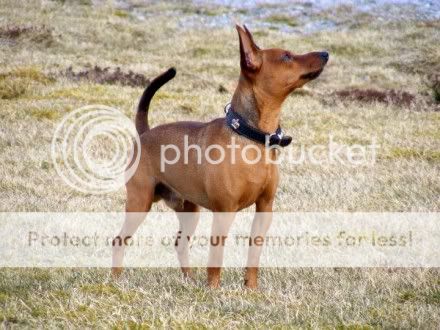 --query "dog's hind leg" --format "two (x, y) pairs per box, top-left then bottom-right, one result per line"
(174, 201), (200, 280)
(155, 184), (201, 279)
(112, 177), (156, 278)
